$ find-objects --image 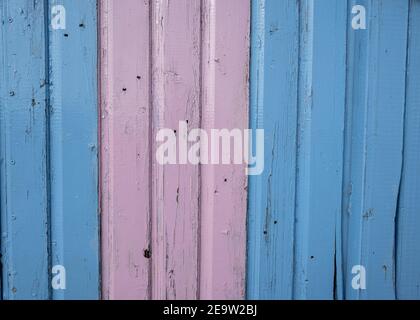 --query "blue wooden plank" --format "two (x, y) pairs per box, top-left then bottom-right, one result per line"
(292, 0), (347, 300)
(248, 0), (417, 300)
(248, 0), (347, 300)
(48, 0), (99, 299)
(396, 0), (420, 300)
(341, 0), (371, 301)
(342, 0), (409, 300)
(0, 0), (50, 299)
(247, 0), (299, 300)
